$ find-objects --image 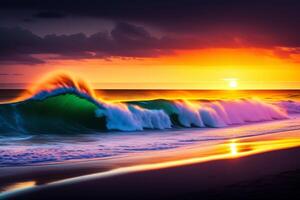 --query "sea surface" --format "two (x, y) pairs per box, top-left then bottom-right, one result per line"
(1, 86), (300, 167)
